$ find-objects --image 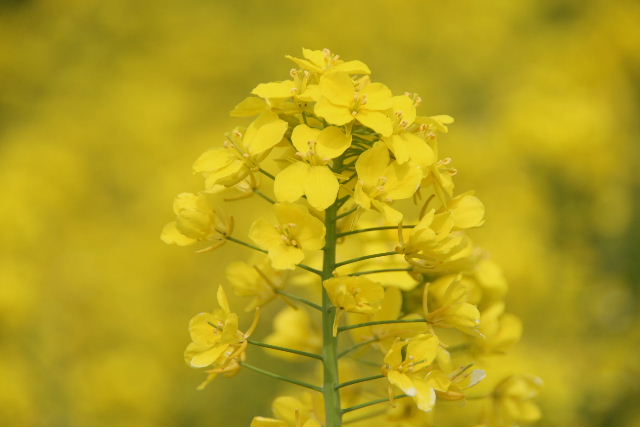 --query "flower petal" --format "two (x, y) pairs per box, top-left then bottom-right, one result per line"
(274, 162), (308, 203)
(304, 166), (339, 210)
